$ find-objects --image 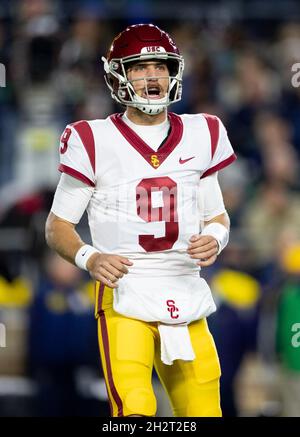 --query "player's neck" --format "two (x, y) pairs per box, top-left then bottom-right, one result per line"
(125, 107), (167, 126)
